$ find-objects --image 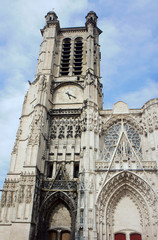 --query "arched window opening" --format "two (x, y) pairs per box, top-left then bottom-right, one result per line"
(73, 37), (83, 75)
(60, 38), (71, 76)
